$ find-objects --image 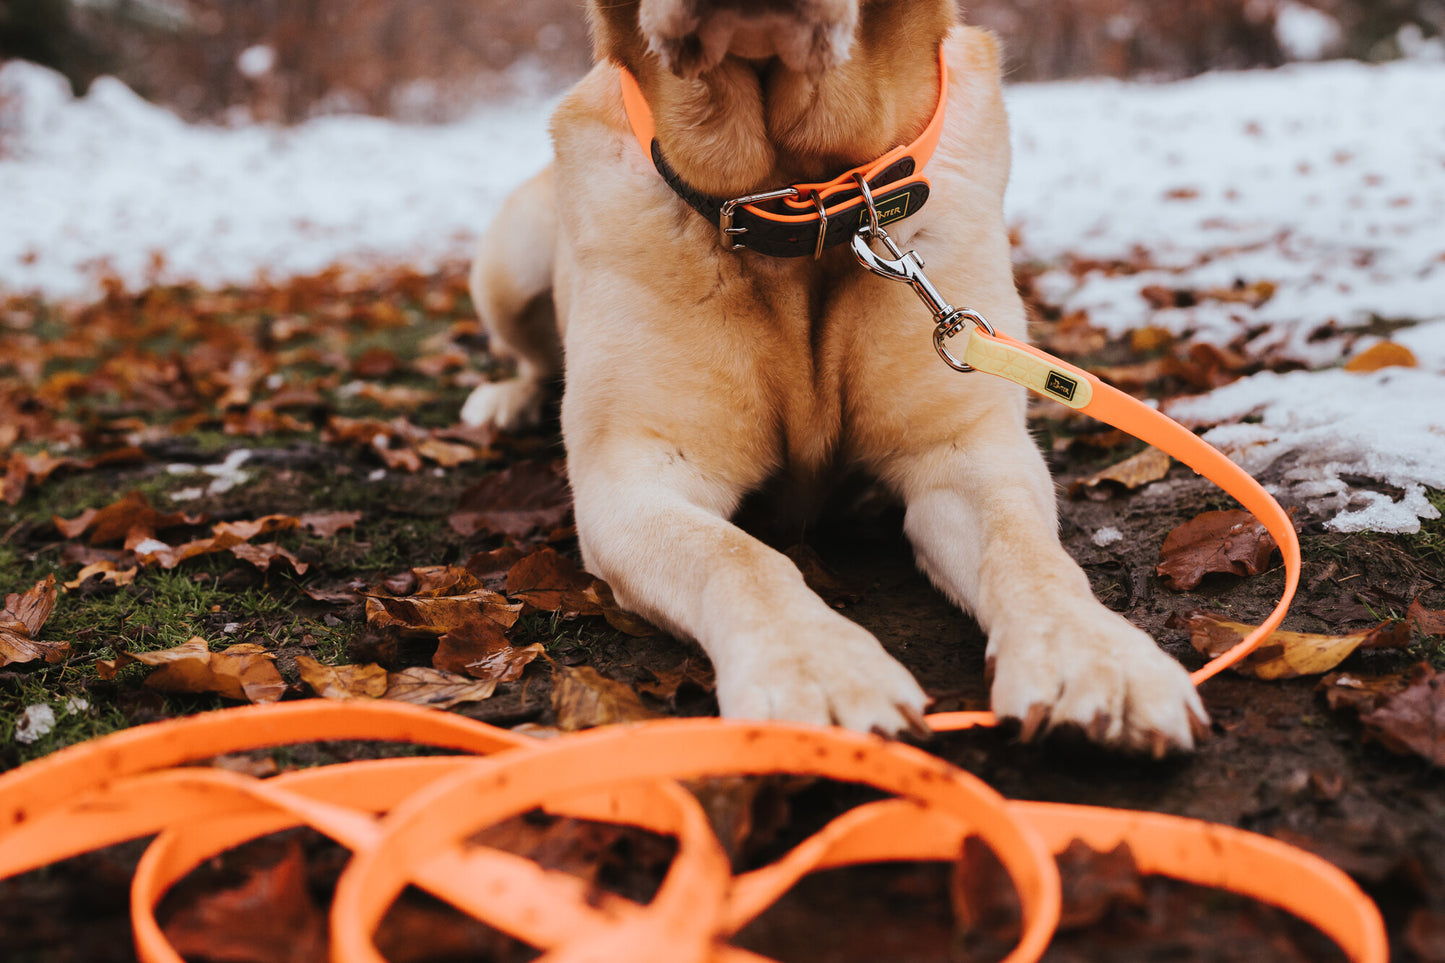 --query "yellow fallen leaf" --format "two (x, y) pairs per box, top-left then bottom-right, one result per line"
(1070, 447), (1171, 500)
(1188, 613), (1410, 679)
(1344, 341), (1417, 372)
(295, 656), (388, 700)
